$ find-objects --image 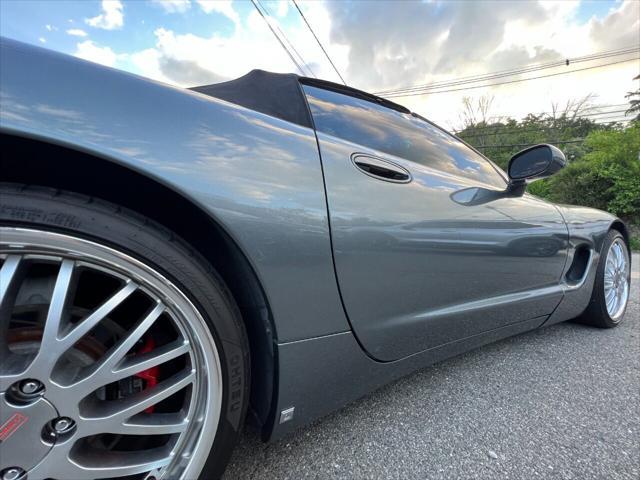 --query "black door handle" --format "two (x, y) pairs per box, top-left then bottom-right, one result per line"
(351, 153), (412, 183)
